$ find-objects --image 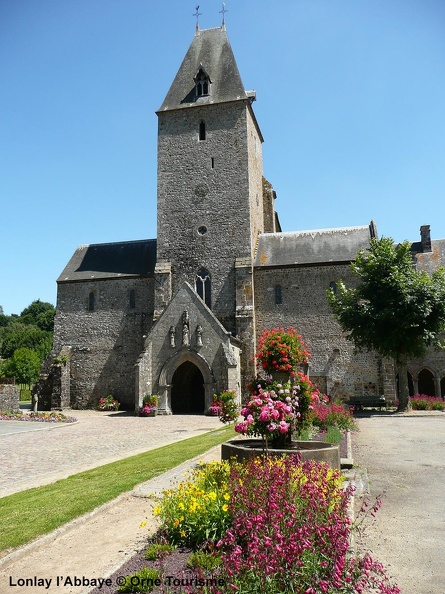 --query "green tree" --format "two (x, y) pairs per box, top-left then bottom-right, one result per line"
(0, 322), (52, 360)
(328, 237), (445, 412)
(9, 348), (42, 385)
(20, 300), (56, 332)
